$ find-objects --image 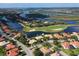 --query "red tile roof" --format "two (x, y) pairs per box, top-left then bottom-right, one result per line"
(6, 48), (19, 56)
(5, 43), (15, 50)
(61, 42), (70, 49)
(63, 33), (71, 38)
